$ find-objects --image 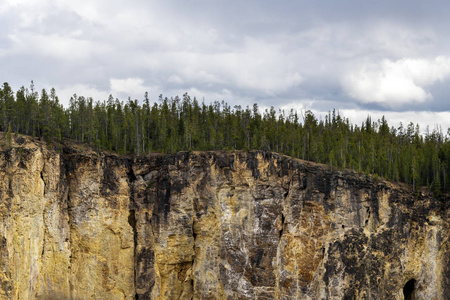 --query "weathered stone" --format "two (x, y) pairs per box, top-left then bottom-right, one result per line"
(0, 134), (448, 299)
